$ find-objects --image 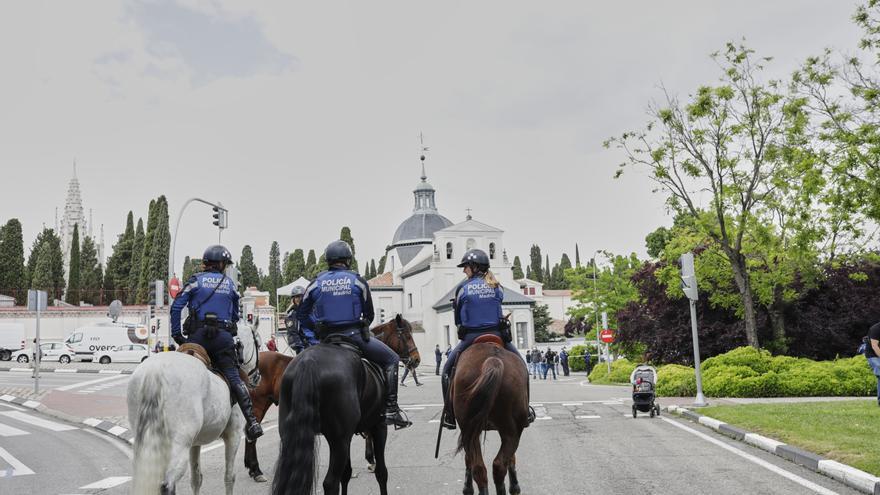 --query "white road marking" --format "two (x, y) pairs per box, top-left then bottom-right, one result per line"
(83, 418), (103, 427)
(402, 407), (424, 411)
(0, 421), (28, 437)
(108, 426), (127, 436)
(53, 368), (78, 373)
(537, 417), (552, 421)
(562, 402), (583, 406)
(0, 411), (77, 431)
(79, 476), (132, 489)
(56, 374), (128, 392)
(202, 424), (280, 453)
(0, 395), (16, 402)
(0, 402), (26, 412)
(661, 417), (840, 495)
(576, 415), (601, 419)
(428, 419), (440, 423)
(0, 446), (34, 476)
(21, 401), (39, 409)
